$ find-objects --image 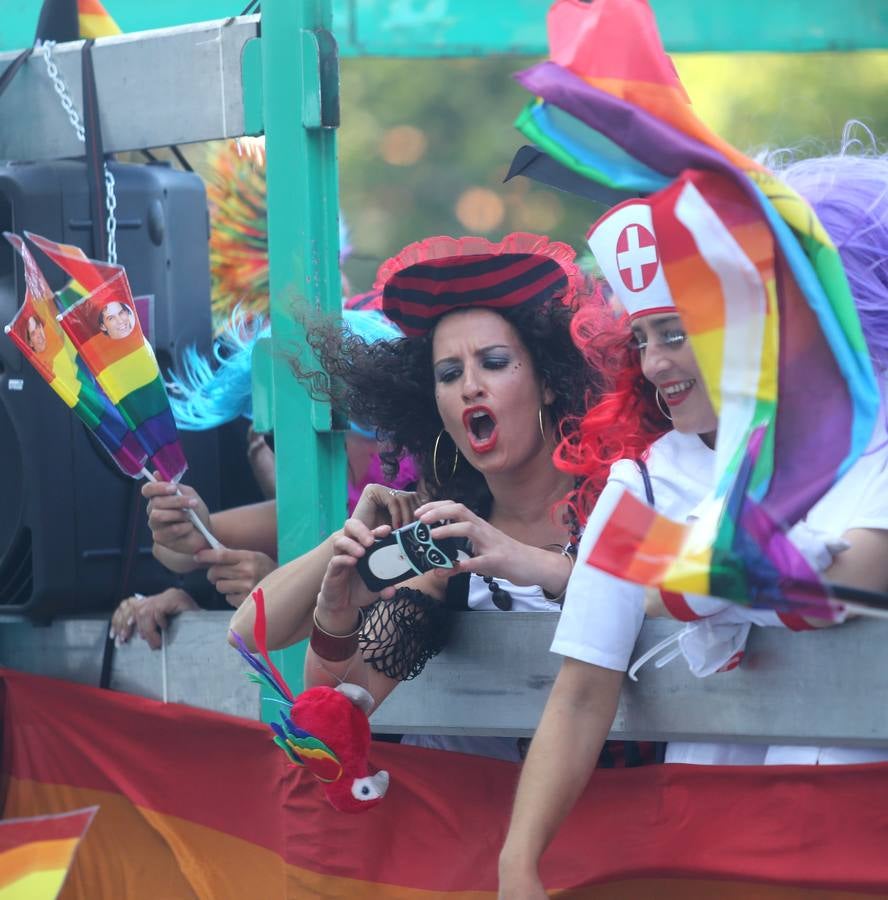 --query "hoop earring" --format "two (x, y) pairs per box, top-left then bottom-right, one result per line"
(538, 407), (548, 442)
(432, 429), (459, 486)
(655, 390), (673, 421)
